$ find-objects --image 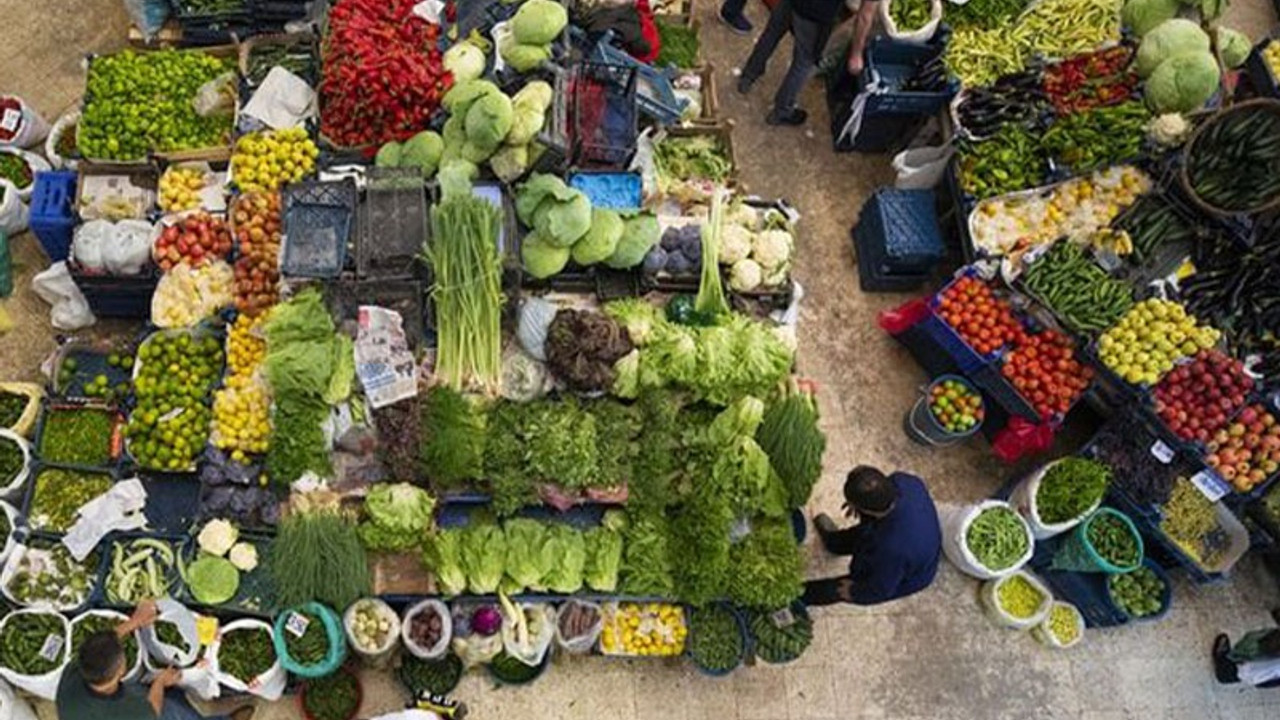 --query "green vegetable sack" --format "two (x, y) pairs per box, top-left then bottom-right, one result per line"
(1137, 19), (1210, 77)
(1146, 53), (1221, 113)
(604, 212), (661, 269)
(572, 209), (624, 266)
(512, 0), (568, 45)
(521, 229), (571, 278)
(1121, 0), (1180, 37)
